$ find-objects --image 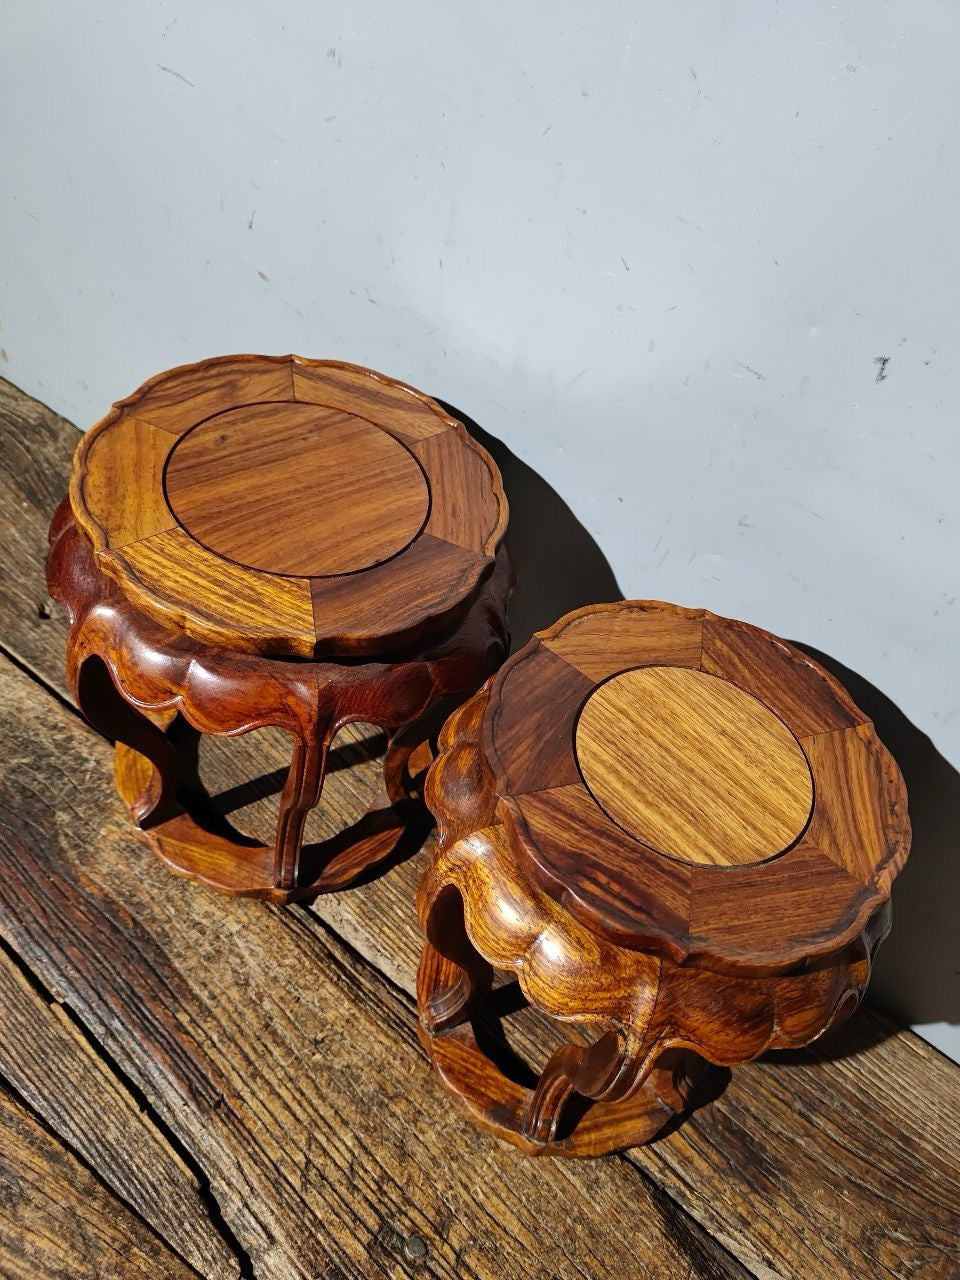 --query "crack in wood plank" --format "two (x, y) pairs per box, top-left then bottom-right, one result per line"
(1, 373), (959, 1279)
(0, 1078), (206, 1280)
(0, 935), (251, 1278)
